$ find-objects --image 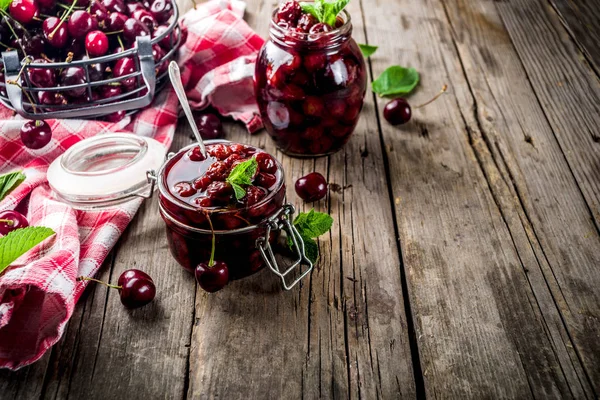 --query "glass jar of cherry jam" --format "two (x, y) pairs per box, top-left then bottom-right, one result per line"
(157, 140), (310, 286)
(255, 4), (367, 157)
